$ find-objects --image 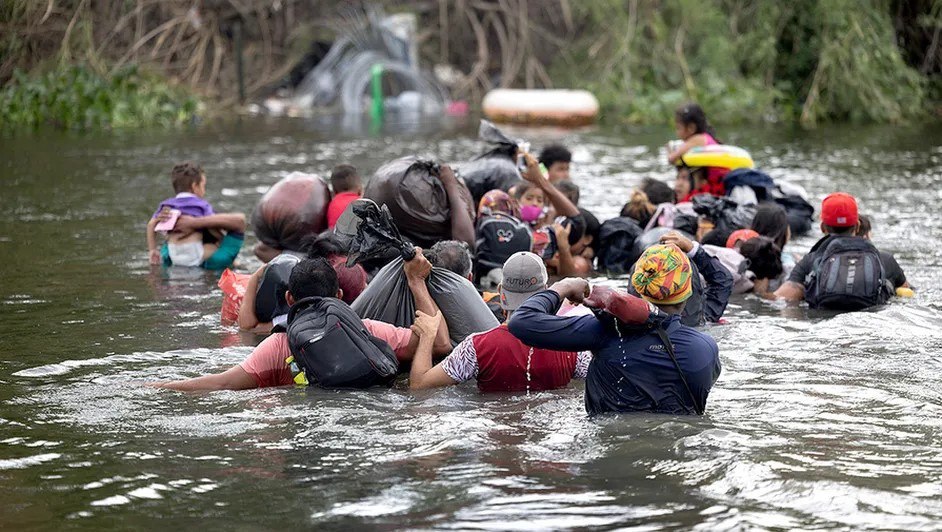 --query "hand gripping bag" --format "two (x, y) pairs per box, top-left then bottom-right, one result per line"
(351, 258), (500, 344)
